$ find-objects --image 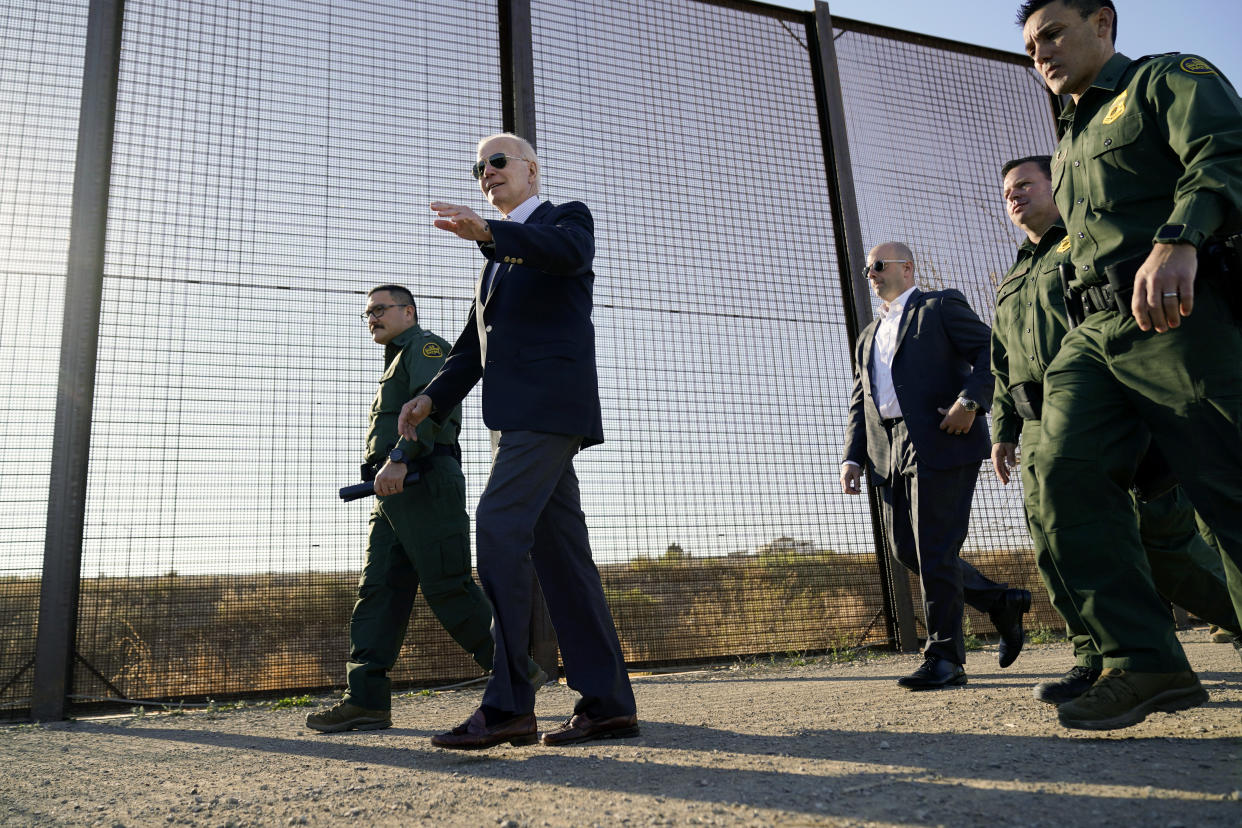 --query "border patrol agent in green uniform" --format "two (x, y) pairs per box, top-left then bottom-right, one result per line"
(306, 285), (498, 733)
(991, 155), (1241, 706)
(1019, 0), (1242, 730)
